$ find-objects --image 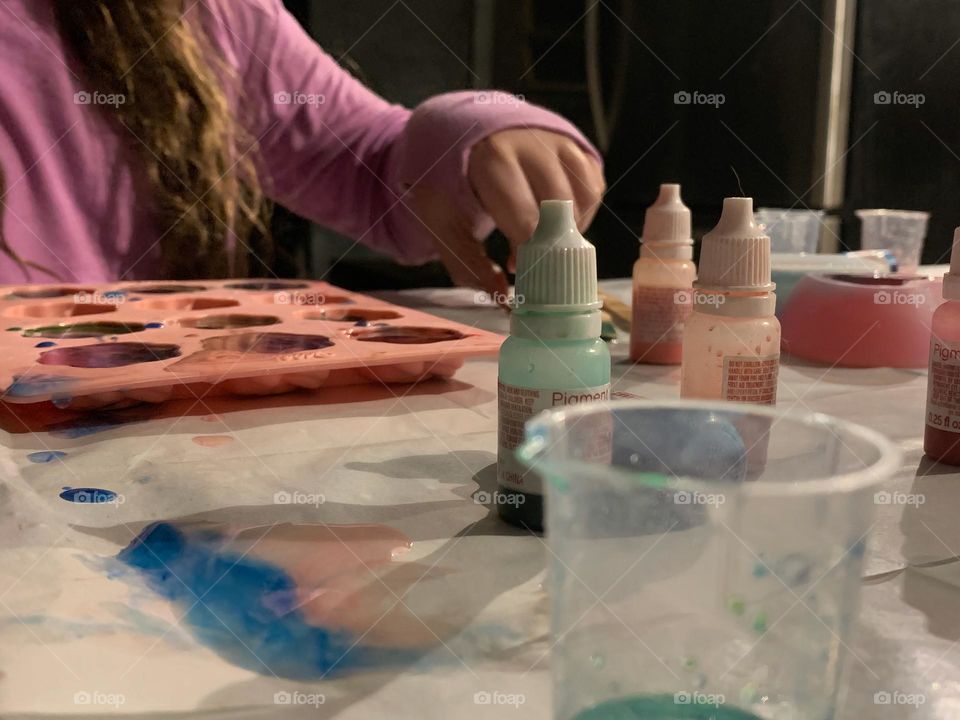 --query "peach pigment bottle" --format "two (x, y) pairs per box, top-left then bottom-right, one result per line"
(924, 227), (960, 464)
(630, 184), (697, 364)
(681, 197), (780, 403)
